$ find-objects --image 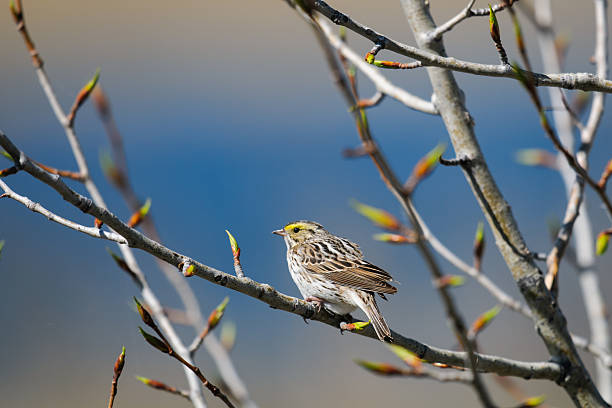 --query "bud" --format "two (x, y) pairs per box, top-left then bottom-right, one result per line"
(597, 158), (612, 188)
(138, 327), (169, 354)
(114, 346), (126, 377)
(208, 297), (229, 331)
(415, 143), (446, 179)
(373, 233), (415, 244)
(127, 198), (151, 228)
(405, 143), (447, 192)
(134, 297), (155, 328)
(226, 230), (239, 256)
(520, 395), (546, 407)
(95, 218), (103, 229)
(365, 52), (375, 64)
(9, 0), (22, 23)
(435, 275), (466, 288)
(354, 360), (404, 376)
(469, 305), (502, 337)
(67, 68), (101, 126)
(107, 248), (140, 286)
(341, 321), (370, 332)
(0, 240), (5, 259)
(489, 5), (501, 44)
(473, 221), (485, 270)
(596, 231), (610, 256)
(183, 264), (195, 277)
(387, 344), (423, 372)
(350, 199), (400, 231)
